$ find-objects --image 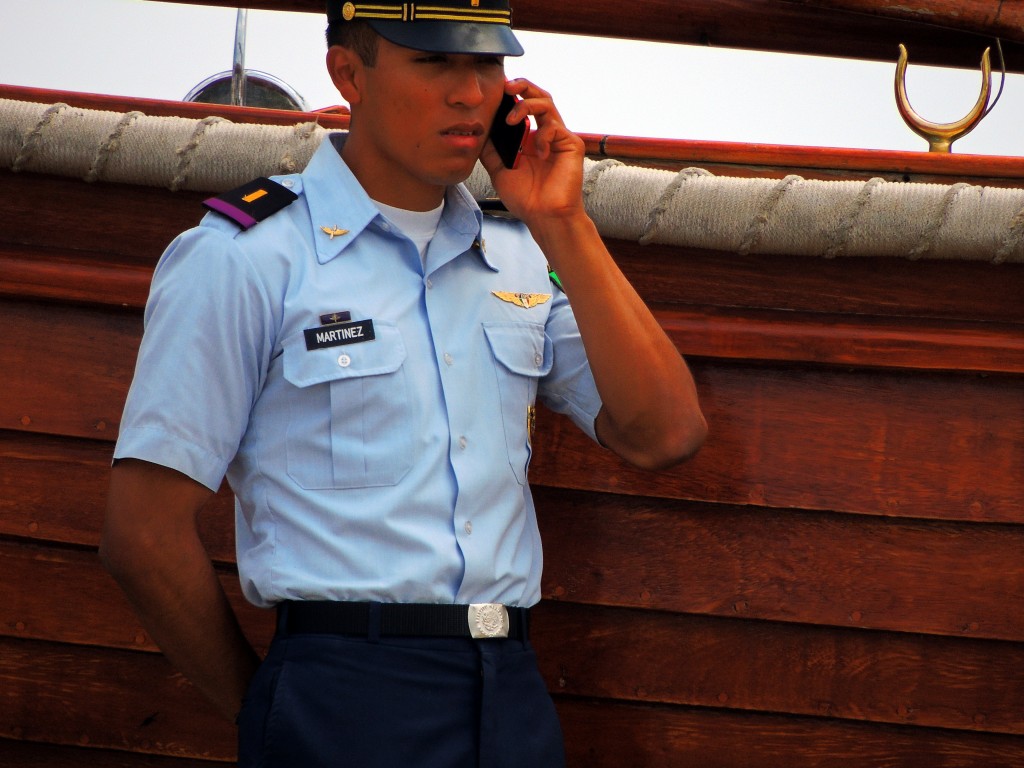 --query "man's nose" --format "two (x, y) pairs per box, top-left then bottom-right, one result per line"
(448, 69), (487, 107)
